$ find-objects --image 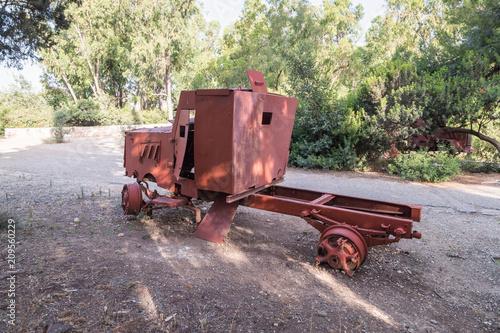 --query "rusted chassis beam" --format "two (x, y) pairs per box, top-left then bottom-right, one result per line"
(240, 185), (421, 247)
(122, 182), (422, 276)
